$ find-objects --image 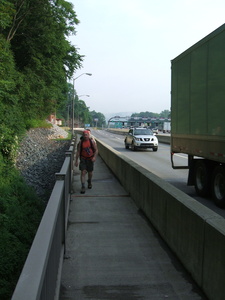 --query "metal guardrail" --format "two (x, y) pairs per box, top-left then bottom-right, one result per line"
(11, 131), (169, 299)
(11, 138), (76, 300)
